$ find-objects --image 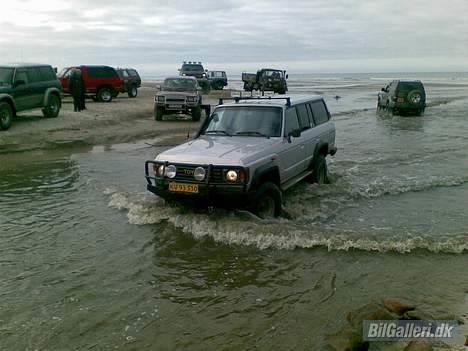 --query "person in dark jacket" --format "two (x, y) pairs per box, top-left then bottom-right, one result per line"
(79, 72), (86, 110)
(69, 69), (83, 112)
